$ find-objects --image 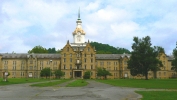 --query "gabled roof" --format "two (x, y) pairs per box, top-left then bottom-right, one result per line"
(167, 55), (174, 61)
(96, 54), (131, 60)
(0, 53), (61, 59)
